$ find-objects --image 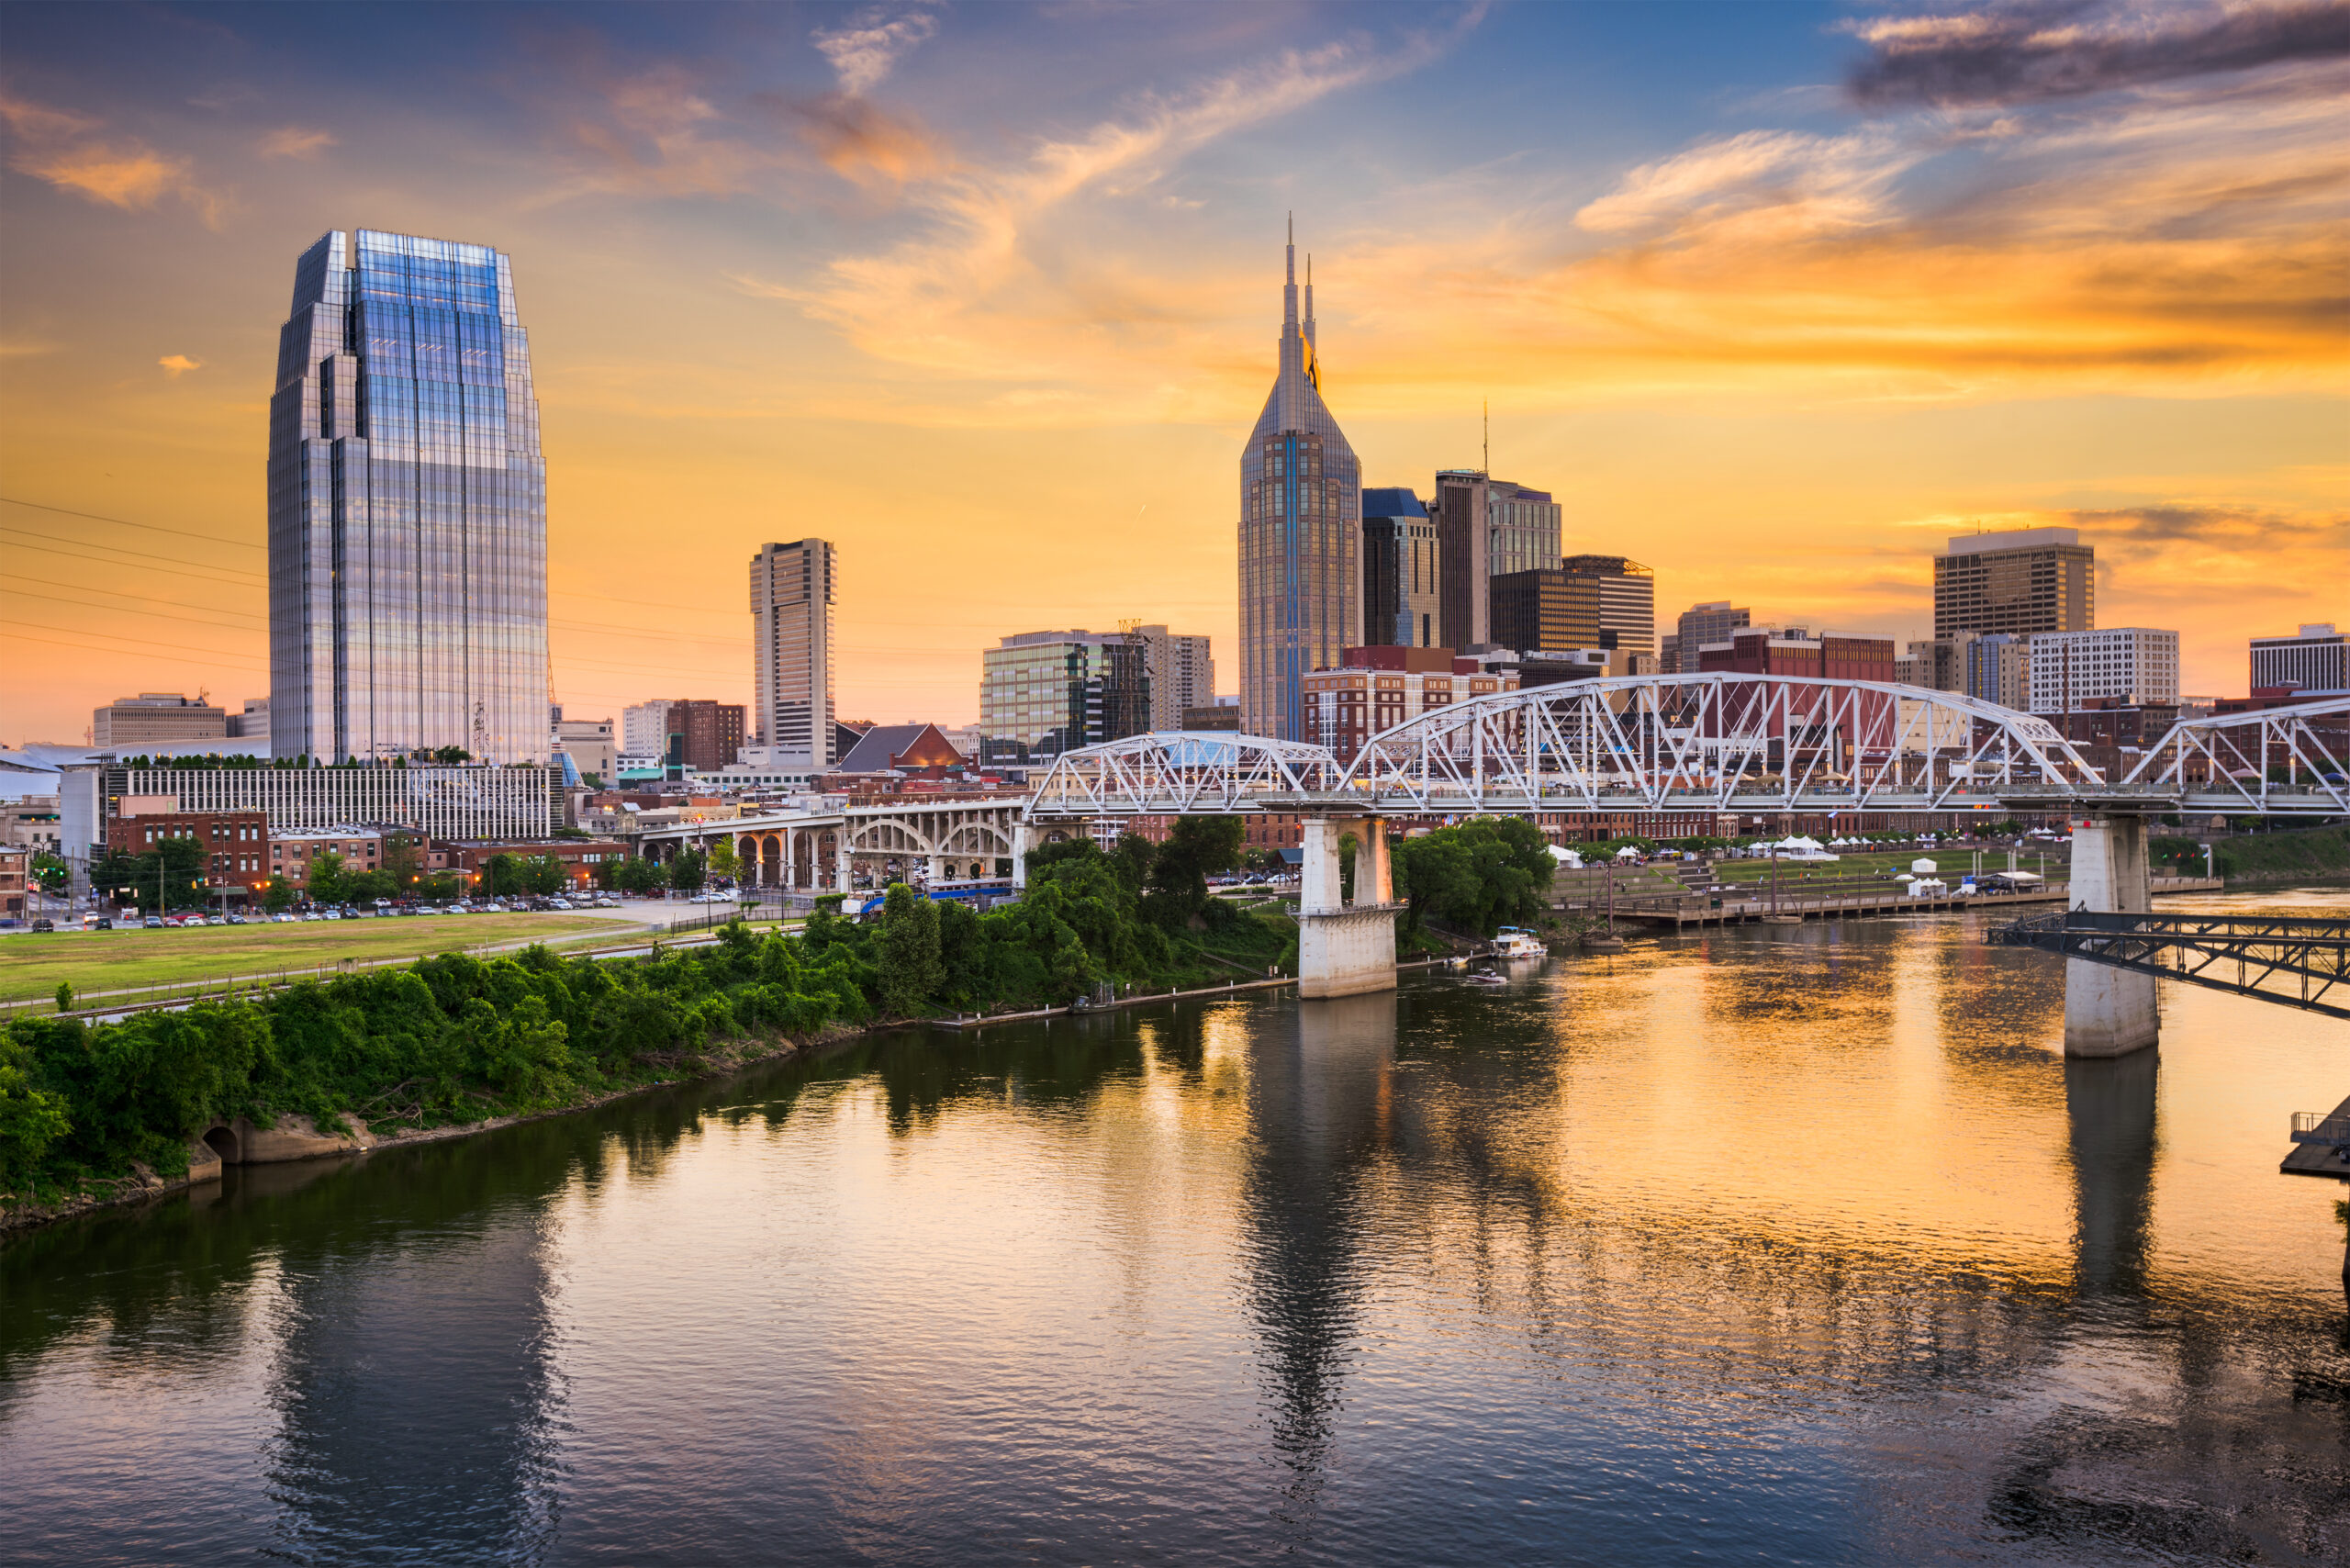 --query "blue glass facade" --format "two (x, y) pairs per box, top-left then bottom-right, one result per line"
(1239, 233), (1360, 741)
(268, 230), (548, 763)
